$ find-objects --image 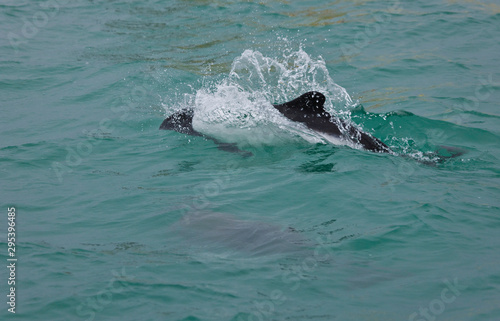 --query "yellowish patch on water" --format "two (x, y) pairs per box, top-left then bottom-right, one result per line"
(446, 0), (500, 14)
(175, 39), (227, 51)
(257, 0), (290, 4)
(162, 60), (232, 76)
(286, 7), (348, 26)
(180, 0), (291, 6)
(356, 88), (410, 111)
(357, 82), (459, 111)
